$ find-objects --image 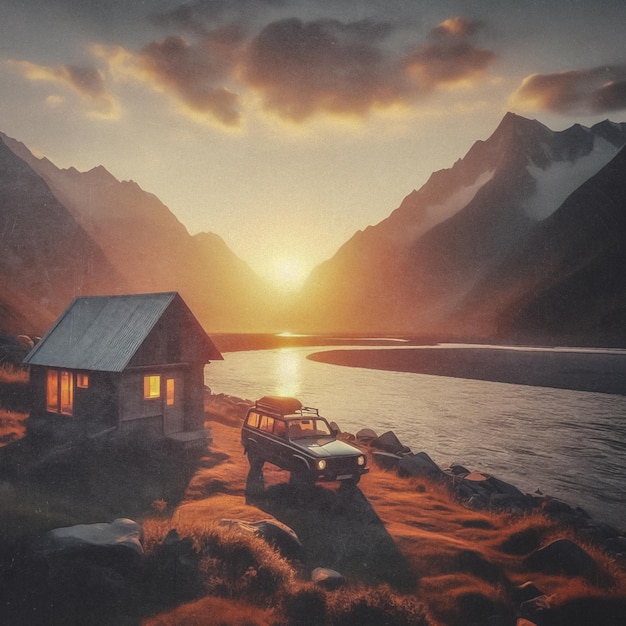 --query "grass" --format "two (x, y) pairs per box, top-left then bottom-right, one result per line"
(0, 408), (28, 447)
(0, 364), (29, 385)
(1, 388), (625, 625)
